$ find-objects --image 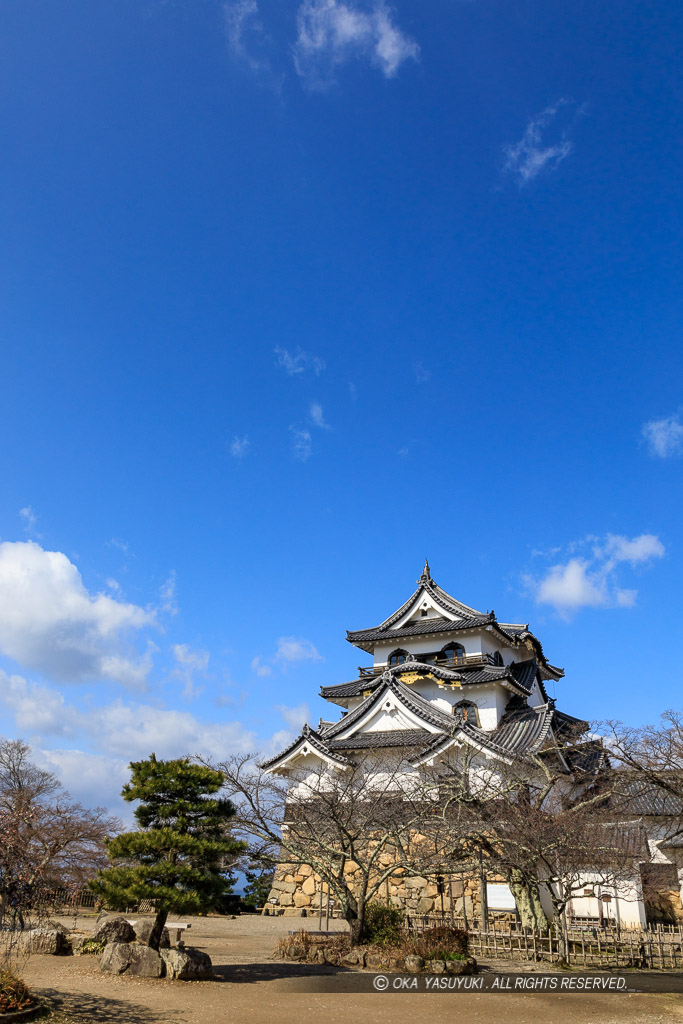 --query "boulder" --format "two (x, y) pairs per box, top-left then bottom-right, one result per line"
(100, 941), (164, 978)
(132, 918), (171, 948)
(93, 915), (136, 945)
(160, 947), (213, 980)
(404, 955), (425, 973)
(22, 928), (73, 956)
(426, 959), (446, 974)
